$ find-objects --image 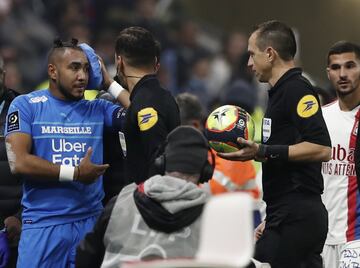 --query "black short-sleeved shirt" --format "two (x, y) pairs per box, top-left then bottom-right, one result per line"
(0, 88), (22, 228)
(262, 68), (331, 203)
(123, 75), (180, 184)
